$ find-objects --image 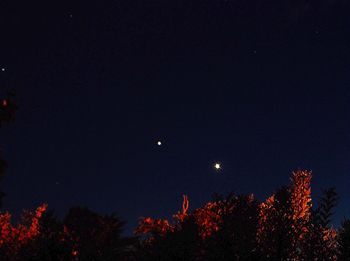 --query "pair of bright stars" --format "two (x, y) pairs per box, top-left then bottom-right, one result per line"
(156, 140), (222, 171)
